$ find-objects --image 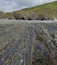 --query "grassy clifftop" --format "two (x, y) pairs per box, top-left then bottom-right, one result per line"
(0, 1), (57, 20)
